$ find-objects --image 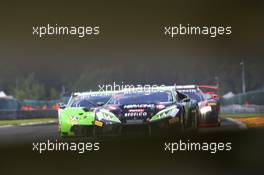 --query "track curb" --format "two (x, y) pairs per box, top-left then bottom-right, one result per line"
(225, 118), (247, 129)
